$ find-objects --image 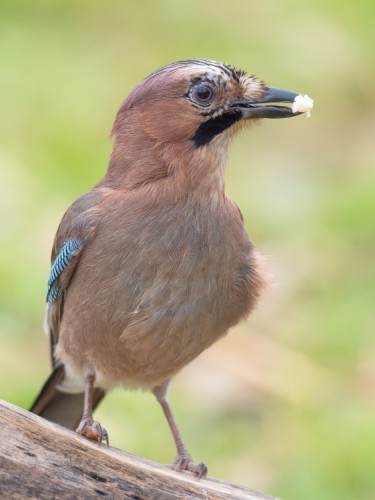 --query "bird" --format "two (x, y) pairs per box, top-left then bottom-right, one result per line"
(31, 59), (308, 479)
